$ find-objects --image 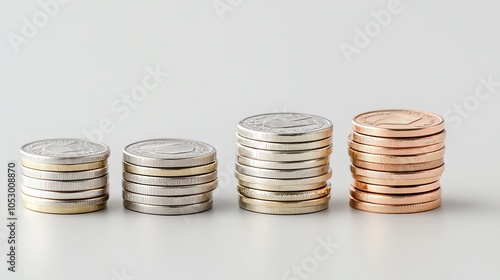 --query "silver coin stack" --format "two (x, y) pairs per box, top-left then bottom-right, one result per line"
(20, 139), (110, 214)
(235, 113), (333, 215)
(122, 139), (218, 215)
